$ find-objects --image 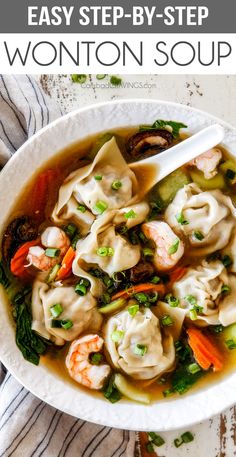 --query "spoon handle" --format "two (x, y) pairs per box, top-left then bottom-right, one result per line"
(134, 124), (225, 183)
